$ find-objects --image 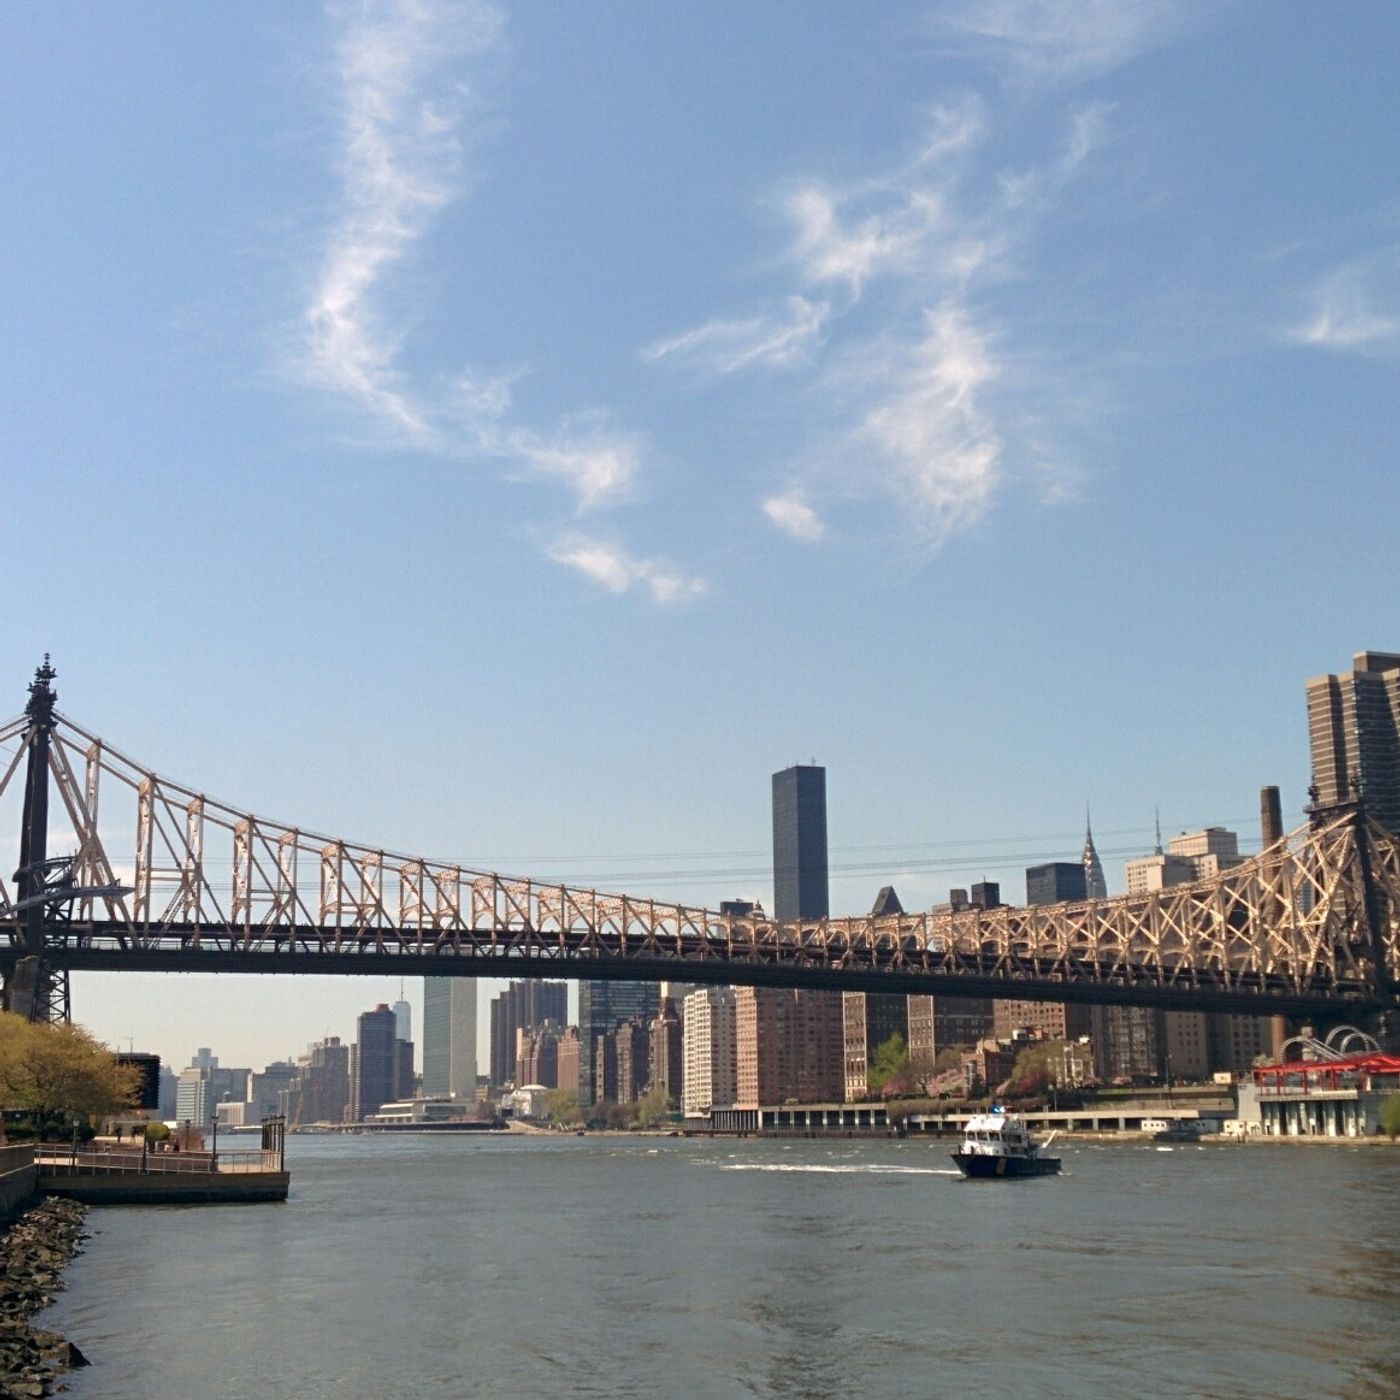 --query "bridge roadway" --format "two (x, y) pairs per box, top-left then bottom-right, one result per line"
(0, 915), (1383, 1020)
(2, 664), (1398, 1026)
